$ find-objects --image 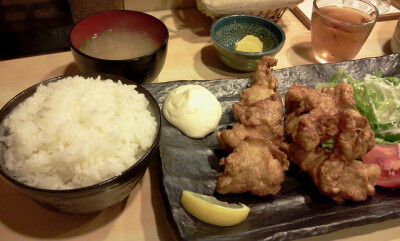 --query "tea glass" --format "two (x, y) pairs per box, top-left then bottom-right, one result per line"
(311, 0), (378, 63)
